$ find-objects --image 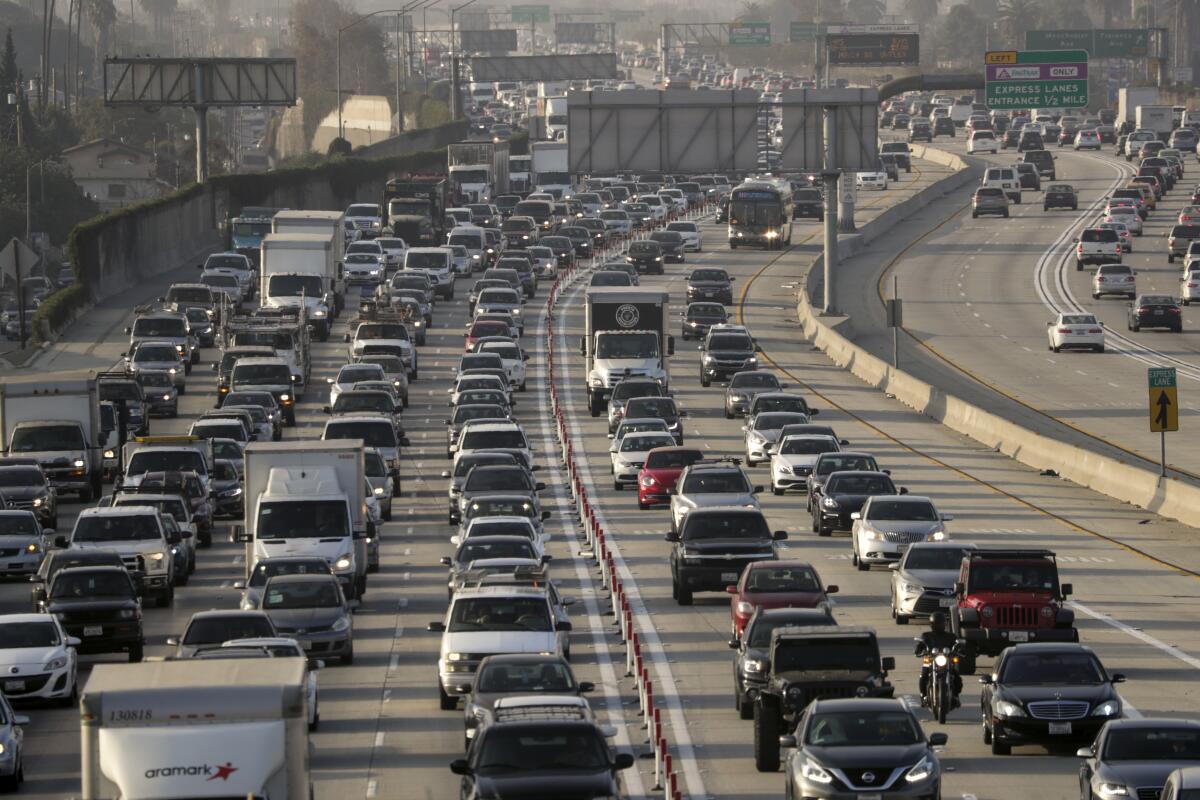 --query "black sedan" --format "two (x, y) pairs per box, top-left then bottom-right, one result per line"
(932, 117), (956, 138)
(648, 230), (686, 263)
(1044, 184), (1078, 211)
(626, 241), (665, 274)
(539, 235), (575, 268)
(981, 643), (1124, 755)
(908, 121), (932, 143)
(793, 188), (823, 220)
(810, 470), (900, 535)
(1128, 294), (1183, 333)
(681, 302), (727, 340)
(686, 268), (734, 305)
(556, 226), (593, 258)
